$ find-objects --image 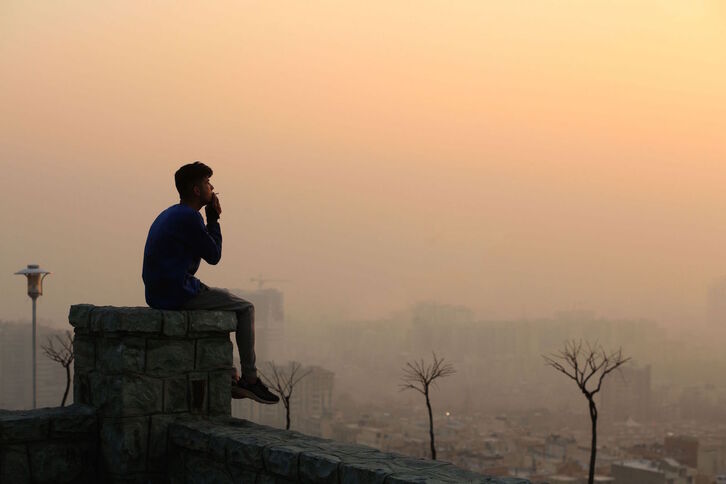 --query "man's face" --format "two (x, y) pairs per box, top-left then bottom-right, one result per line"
(194, 177), (214, 205)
